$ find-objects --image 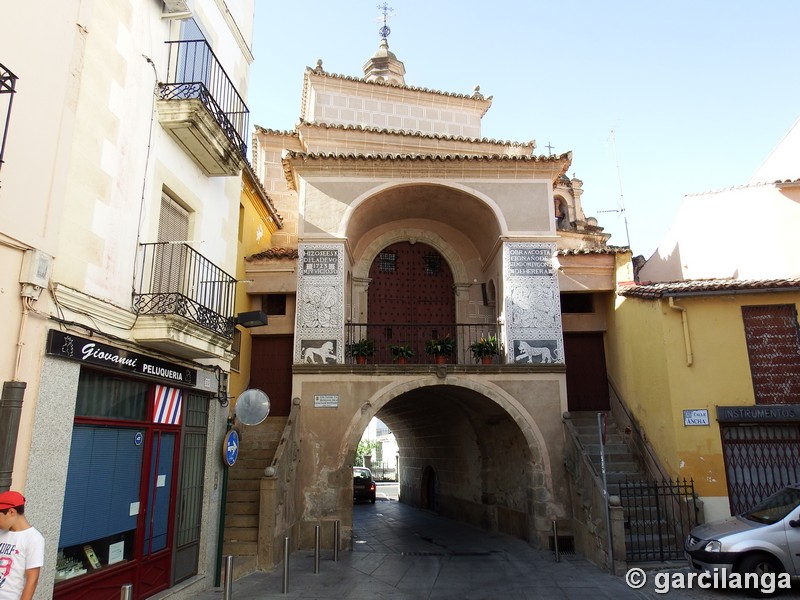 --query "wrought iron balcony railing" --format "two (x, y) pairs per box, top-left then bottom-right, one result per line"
(134, 242), (236, 338)
(160, 39), (249, 158)
(0, 62), (19, 173)
(345, 323), (502, 365)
